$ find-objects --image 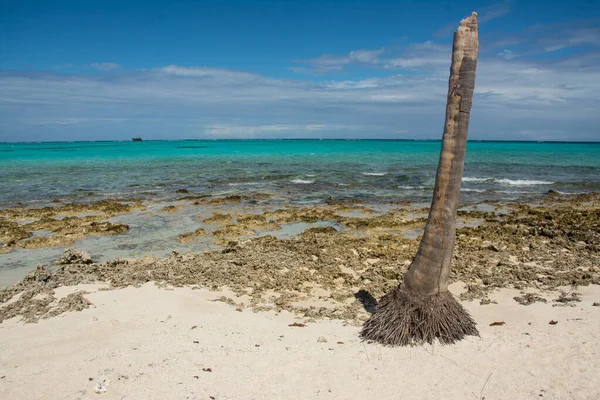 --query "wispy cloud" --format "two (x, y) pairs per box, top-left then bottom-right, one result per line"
(381, 41), (448, 69)
(544, 45), (565, 53)
(294, 42), (448, 74)
(496, 49), (517, 59)
(348, 48), (385, 63)
(479, 0), (513, 23)
(538, 25), (600, 52)
(203, 123), (375, 137)
(53, 63), (76, 70)
(2, 52), (599, 142)
(434, 1), (513, 38)
(292, 48), (384, 74)
(205, 124), (294, 136)
(488, 18), (600, 57)
(26, 117), (130, 126)
(52, 62), (122, 71)
(90, 62), (121, 71)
